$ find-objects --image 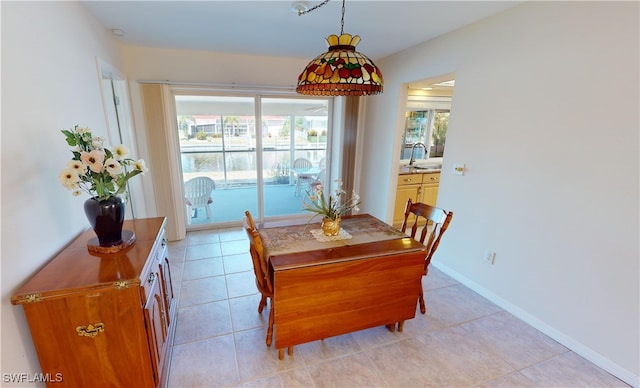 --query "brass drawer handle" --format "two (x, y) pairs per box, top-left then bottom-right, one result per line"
(76, 322), (105, 338)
